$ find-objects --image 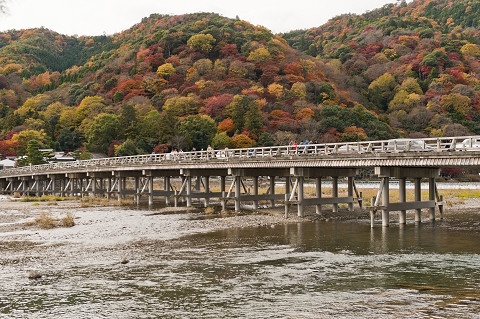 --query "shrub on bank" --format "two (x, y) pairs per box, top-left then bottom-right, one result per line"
(25, 212), (76, 229)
